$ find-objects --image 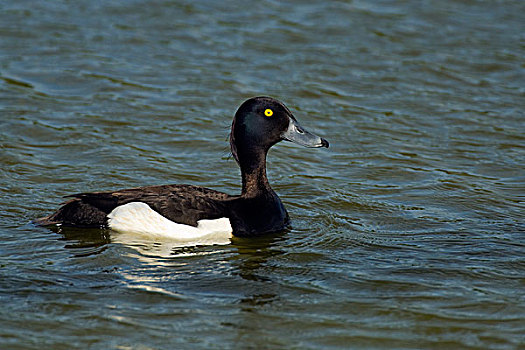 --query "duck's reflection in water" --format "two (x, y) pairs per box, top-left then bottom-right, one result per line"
(52, 224), (286, 306)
